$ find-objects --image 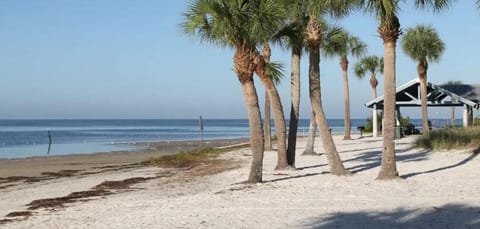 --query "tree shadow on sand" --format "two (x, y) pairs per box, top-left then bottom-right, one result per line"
(263, 172), (325, 183)
(303, 204), (480, 229)
(401, 149), (480, 179)
(345, 147), (430, 174)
